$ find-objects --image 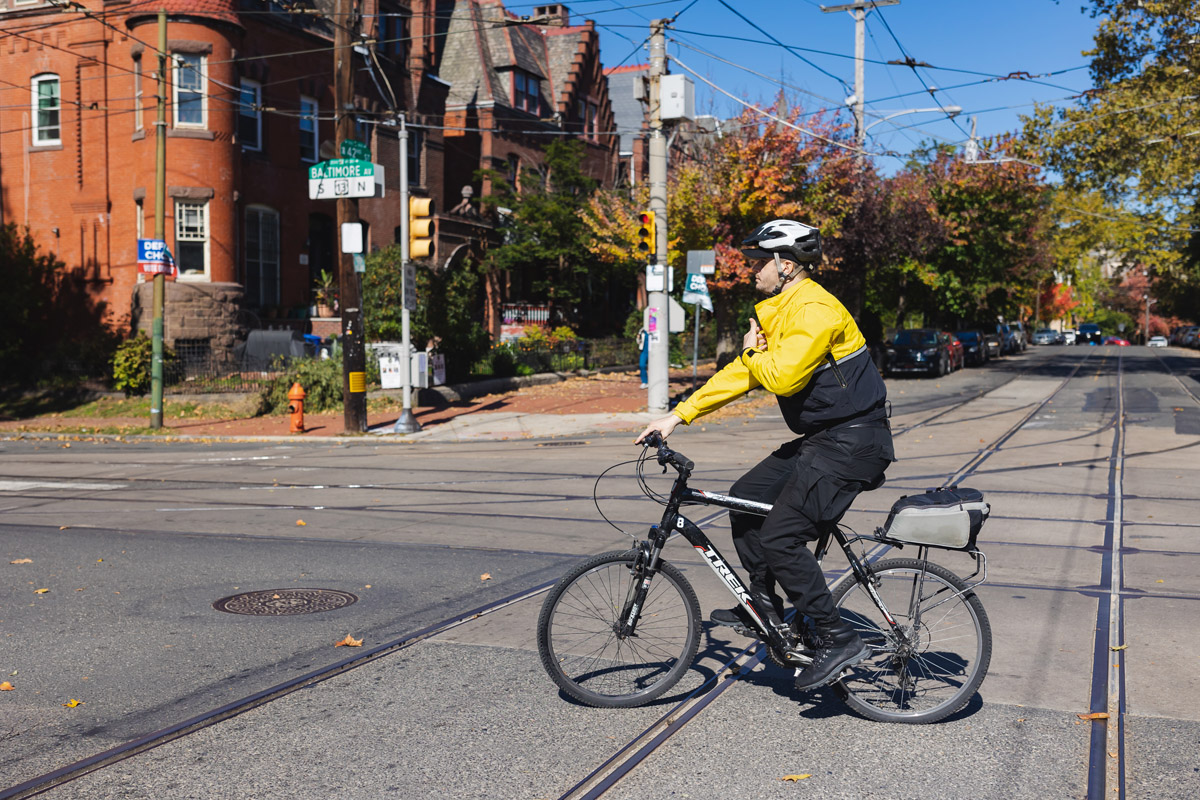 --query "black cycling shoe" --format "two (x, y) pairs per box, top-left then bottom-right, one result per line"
(710, 593), (787, 630)
(794, 620), (868, 691)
